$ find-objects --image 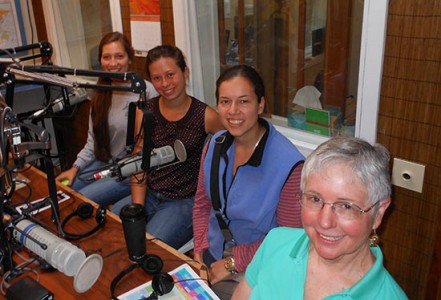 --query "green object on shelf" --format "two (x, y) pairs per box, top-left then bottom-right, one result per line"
(305, 107), (330, 136)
